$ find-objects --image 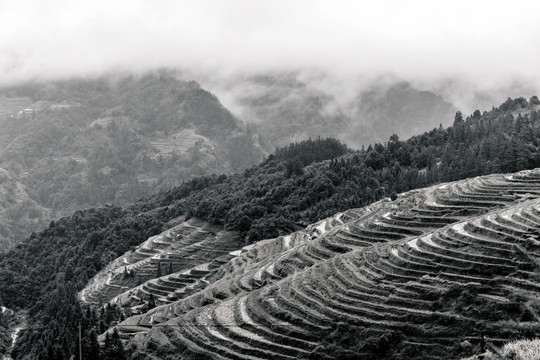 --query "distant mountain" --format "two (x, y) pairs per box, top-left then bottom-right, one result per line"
(0, 72), (266, 250)
(419, 76), (540, 115)
(349, 81), (457, 145)
(210, 73), (457, 149)
(214, 74), (348, 150)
